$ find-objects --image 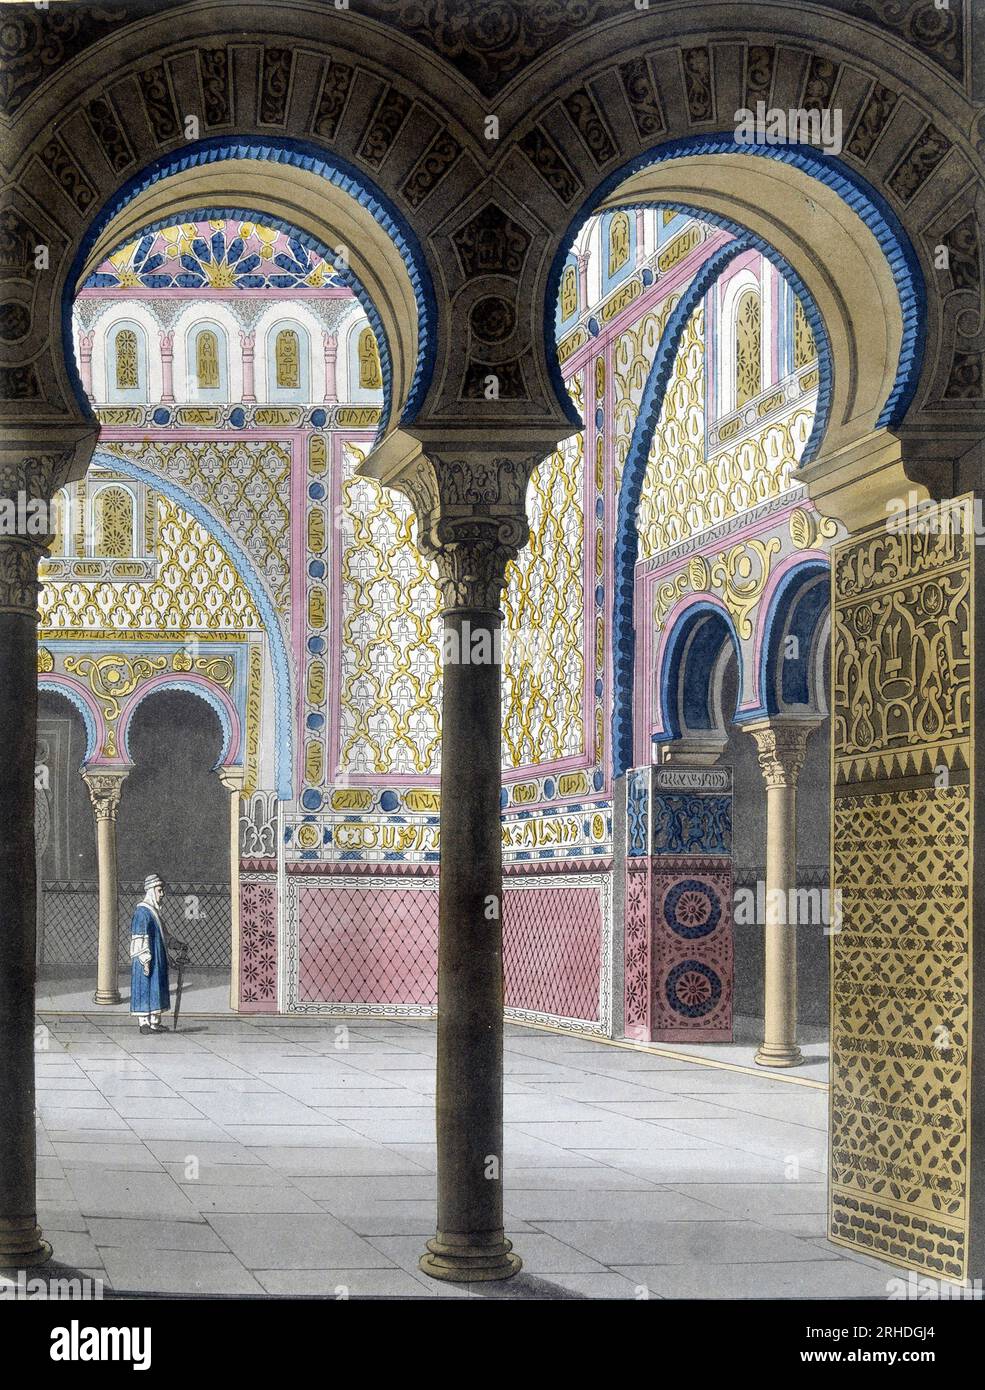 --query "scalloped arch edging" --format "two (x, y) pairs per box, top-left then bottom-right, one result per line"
(64, 137), (438, 433)
(546, 135), (925, 437)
